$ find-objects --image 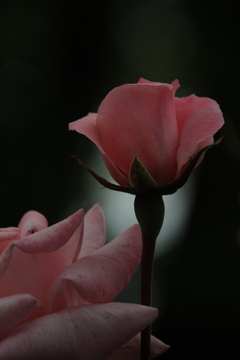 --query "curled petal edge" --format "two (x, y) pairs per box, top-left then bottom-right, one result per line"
(47, 224), (142, 312)
(0, 294), (42, 336)
(107, 334), (170, 360)
(0, 209), (85, 277)
(0, 303), (159, 360)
